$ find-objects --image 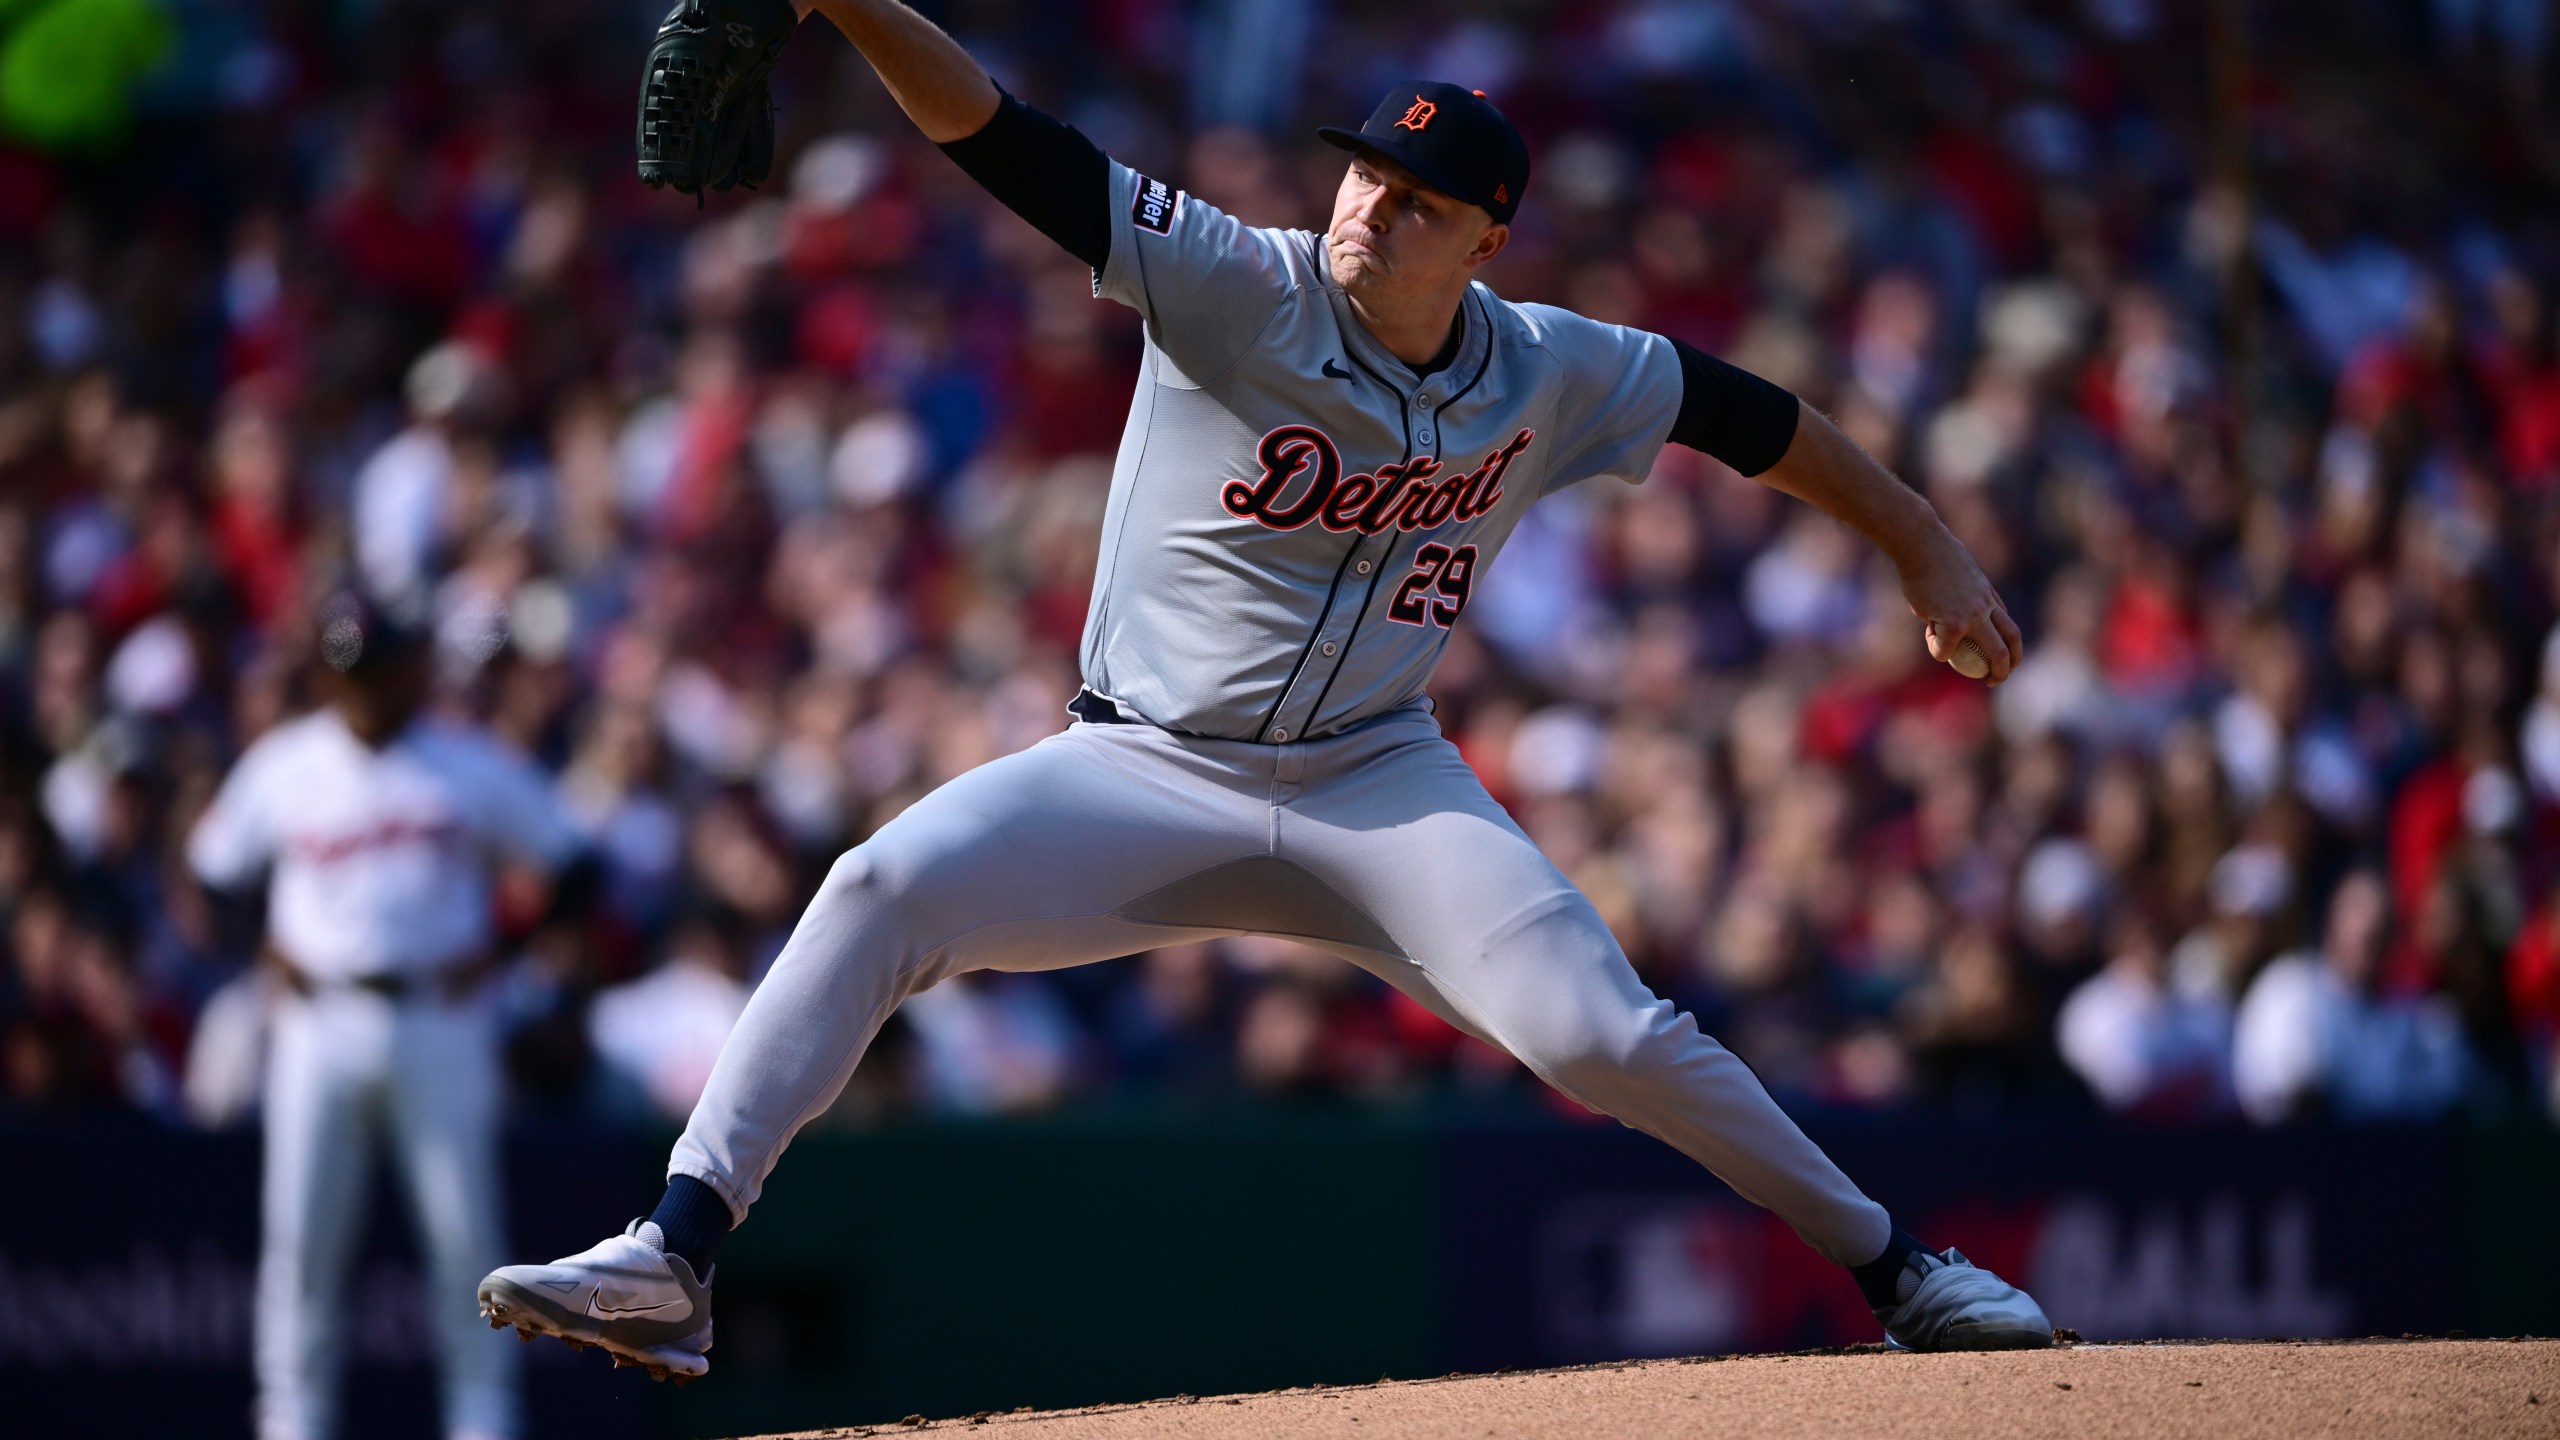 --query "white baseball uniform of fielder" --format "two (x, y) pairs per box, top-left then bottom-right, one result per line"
(665, 162), (1894, 1271)
(192, 708), (582, 1440)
